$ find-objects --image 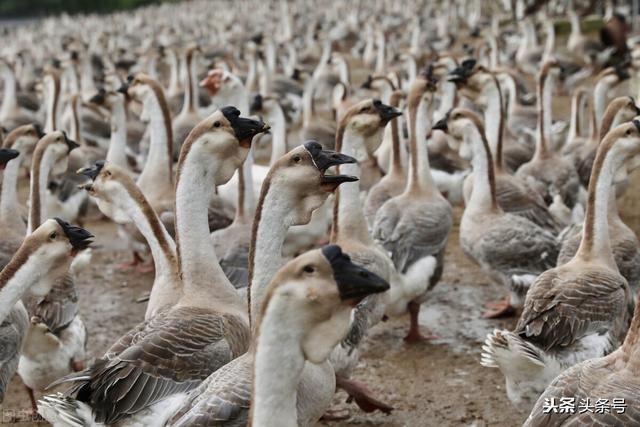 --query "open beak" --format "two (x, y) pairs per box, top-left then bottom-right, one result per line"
(89, 91), (106, 105)
(54, 217), (94, 253)
(221, 106), (270, 148)
(77, 160), (105, 181)
(373, 99), (402, 126)
(303, 141), (359, 191)
(34, 124), (45, 138)
(322, 245), (390, 306)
